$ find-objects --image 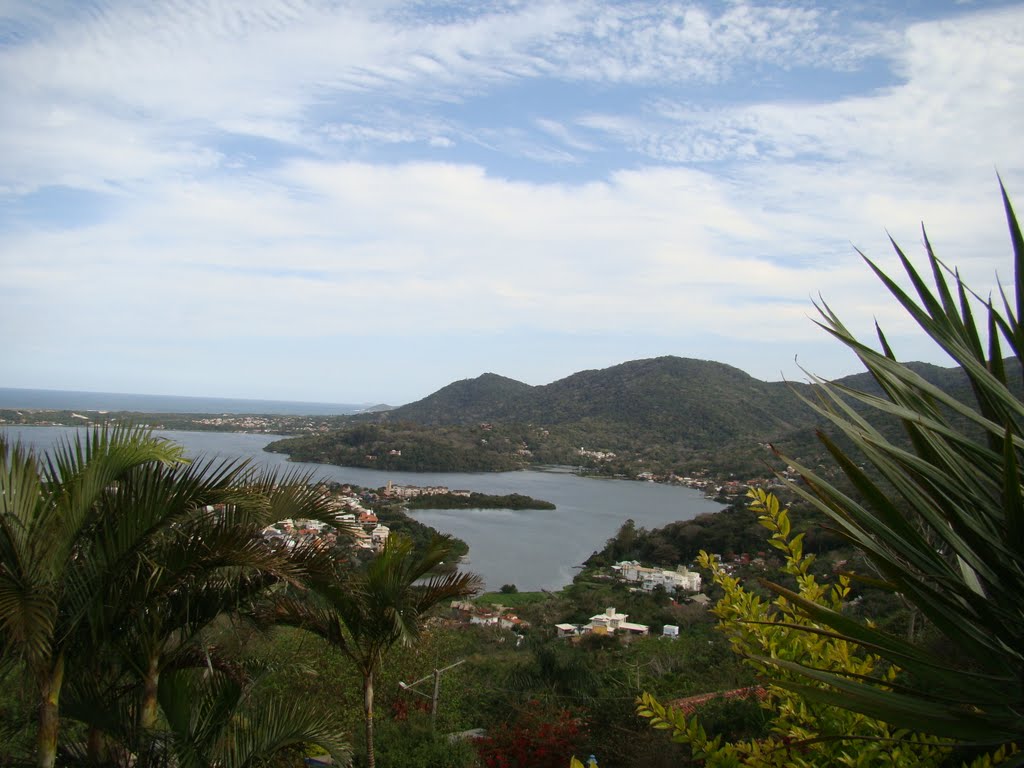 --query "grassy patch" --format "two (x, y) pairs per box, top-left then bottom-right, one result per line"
(475, 591), (550, 608)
